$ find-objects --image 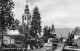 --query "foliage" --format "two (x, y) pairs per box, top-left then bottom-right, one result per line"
(14, 19), (20, 26)
(43, 26), (48, 36)
(43, 26), (55, 38)
(0, 0), (14, 30)
(0, 0), (14, 46)
(43, 25), (56, 42)
(30, 6), (42, 38)
(43, 26), (50, 42)
(18, 25), (23, 34)
(11, 19), (20, 30)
